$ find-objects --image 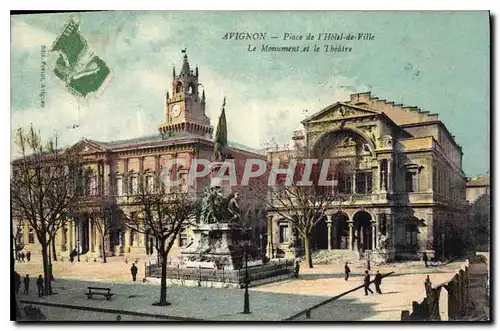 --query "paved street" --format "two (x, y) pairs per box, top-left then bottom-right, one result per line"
(14, 255), (466, 321)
